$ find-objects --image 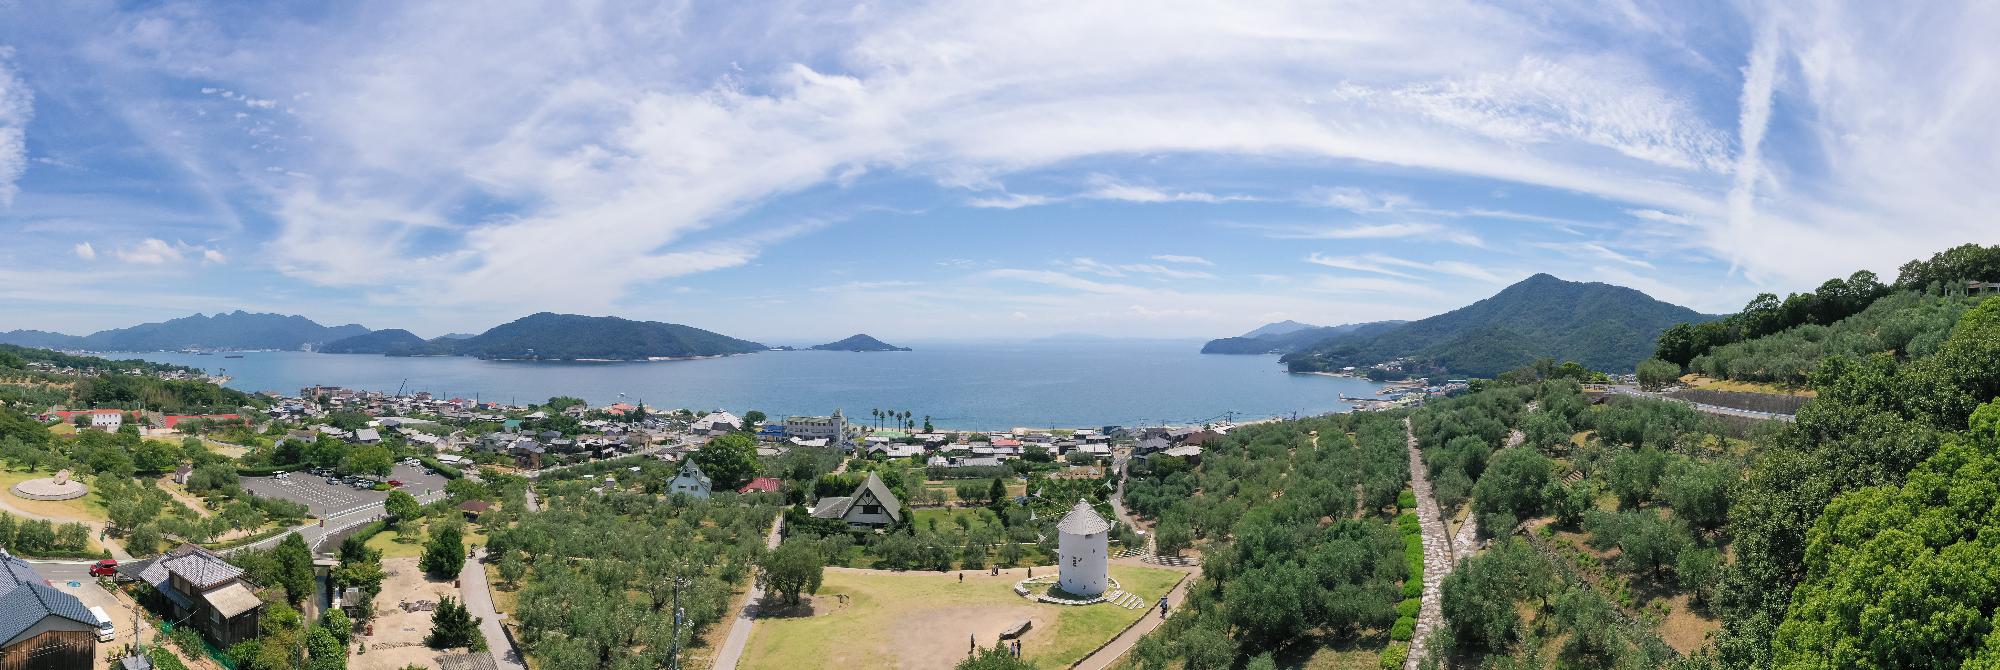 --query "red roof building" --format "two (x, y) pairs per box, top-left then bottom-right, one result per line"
(737, 477), (782, 494)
